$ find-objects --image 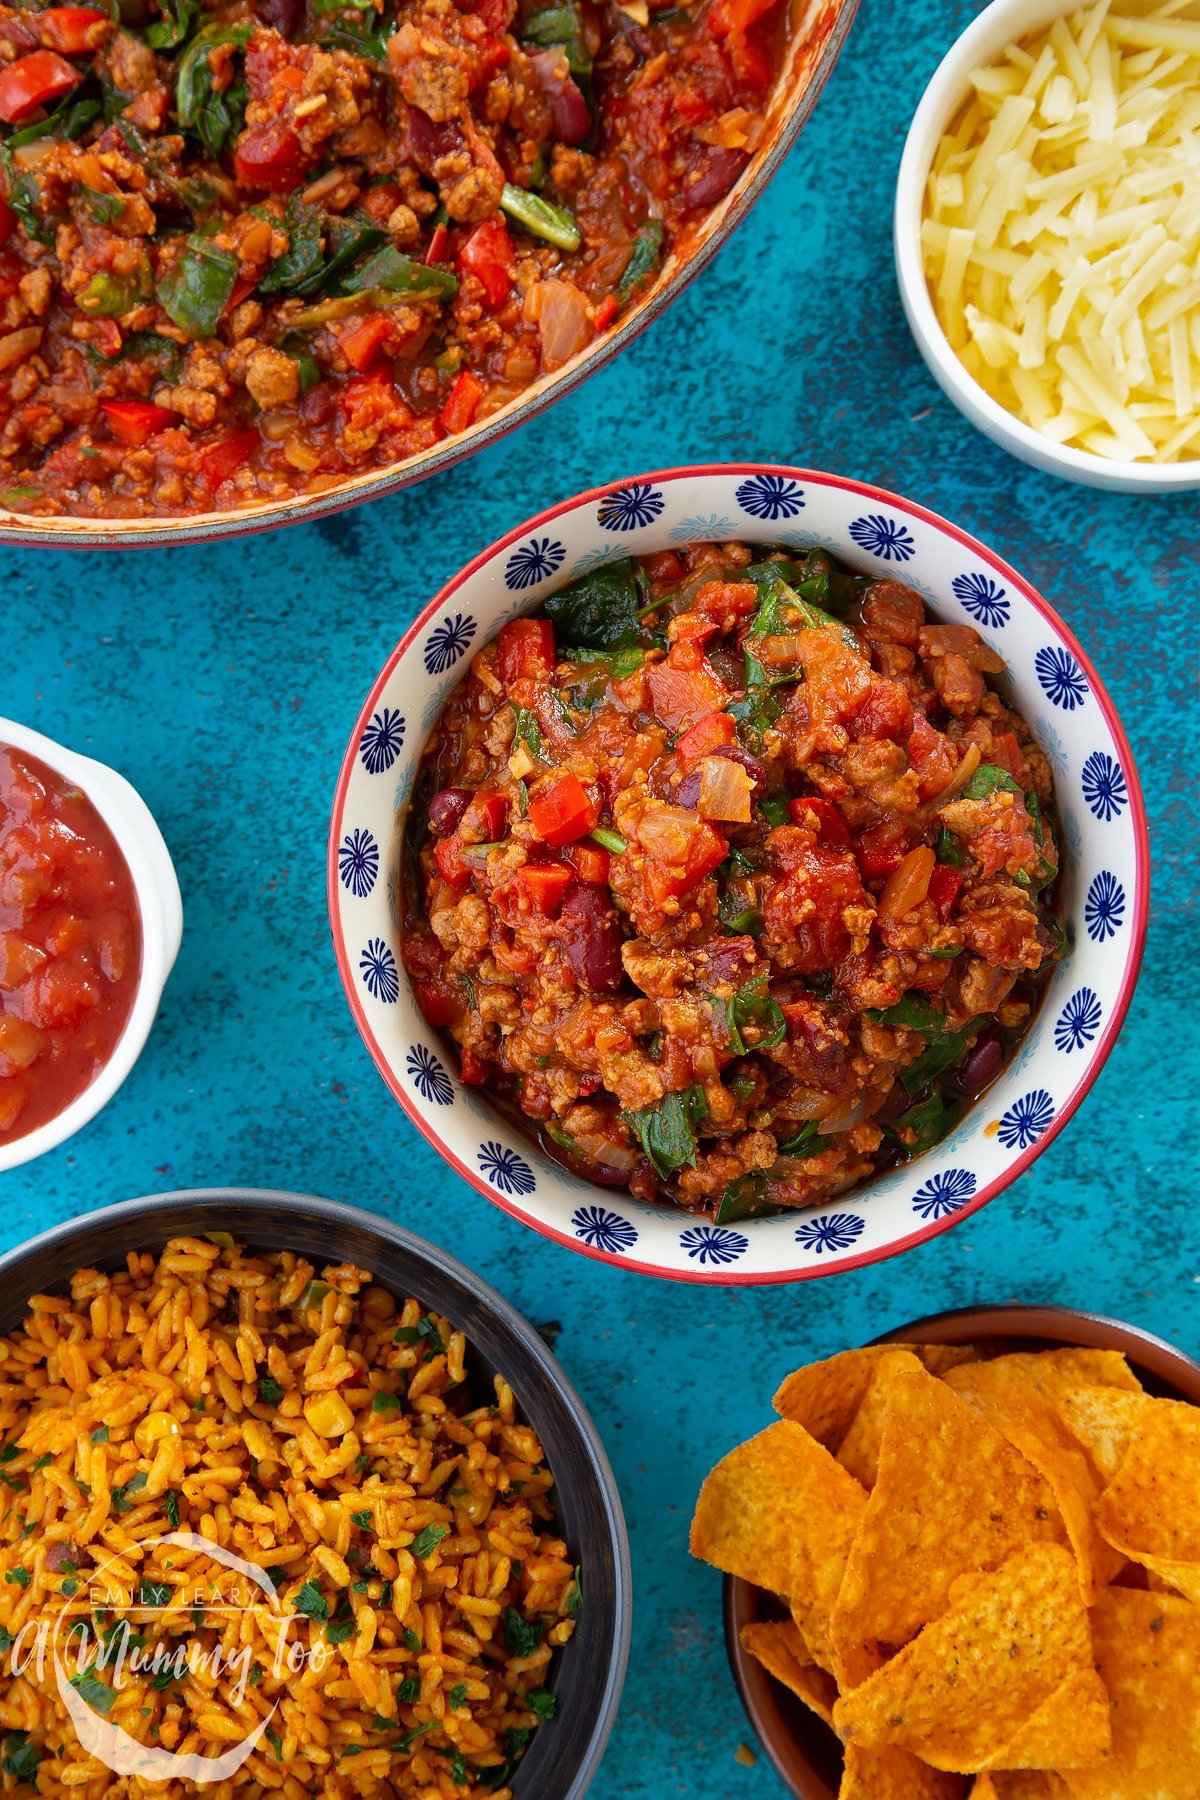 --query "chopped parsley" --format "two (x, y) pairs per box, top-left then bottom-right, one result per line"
(409, 1524), (447, 1562)
(258, 1376), (284, 1405)
(69, 1671), (114, 1715)
(528, 1689), (558, 1720)
(502, 1608), (543, 1658)
(296, 1580), (328, 1622)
